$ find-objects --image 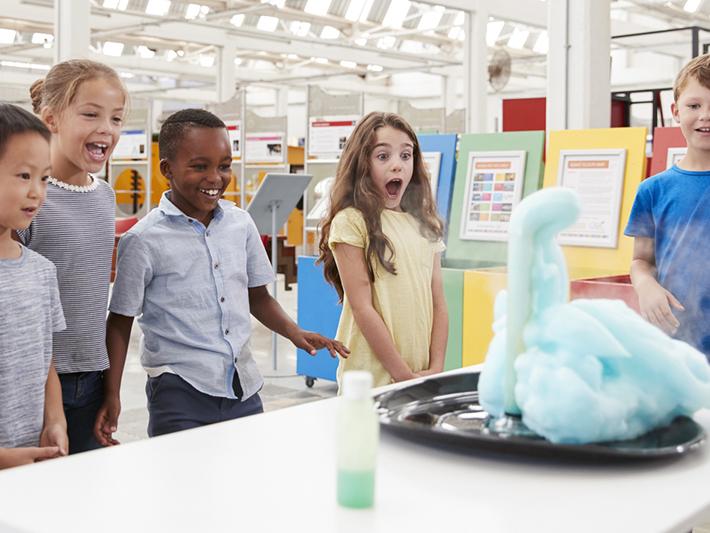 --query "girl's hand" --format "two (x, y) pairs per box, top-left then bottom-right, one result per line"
(637, 278), (685, 335)
(414, 369), (438, 378)
(39, 423), (68, 458)
(0, 447), (63, 469)
(290, 329), (350, 359)
(93, 395), (121, 447)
